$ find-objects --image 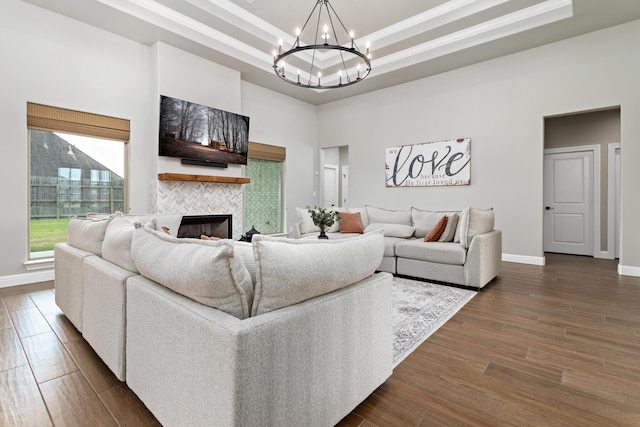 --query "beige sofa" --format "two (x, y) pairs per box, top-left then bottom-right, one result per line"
(54, 213), (393, 427)
(295, 205), (502, 289)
